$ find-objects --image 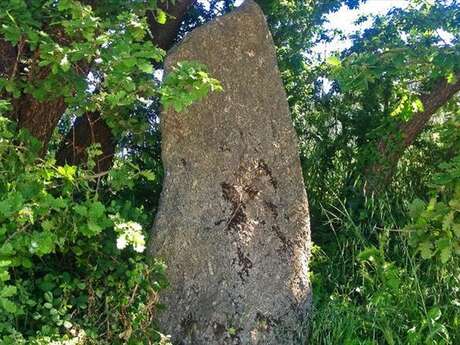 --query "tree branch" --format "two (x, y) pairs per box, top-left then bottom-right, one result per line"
(367, 71), (460, 190)
(399, 71), (460, 148)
